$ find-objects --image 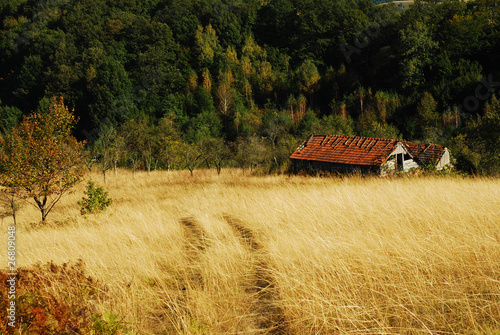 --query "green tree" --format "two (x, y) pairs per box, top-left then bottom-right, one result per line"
(306, 114), (355, 137)
(181, 142), (202, 177)
(185, 87), (222, 142)
(156, 115), (182, 171)
(416, 91), (439, 140)
(87, 57), (137, 127)
(120, 119), (141, 178)
(270, 133), (298, 173)
(120, 118), (157, 177)
(12, 55), (45, 109)
(78, 180), (112, 216)
(235, 136), (267, 174)
(132, 21), (183, 117)
(154, 0), (200, 46)
(0, 189), (21, 226)
(0, 102), (22, 132)
(454, 96), (500, 175)
(398, 21), (438, 90)
(200, 138), (230, 175)
(296, 59), (321, 96)
(93, 123), (120, 183)
(195, 24), (221, 69)
(262, 109), (293, 147)
(0, 96), (86, 223)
